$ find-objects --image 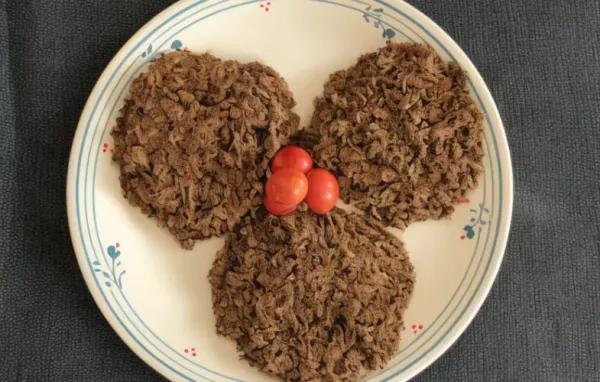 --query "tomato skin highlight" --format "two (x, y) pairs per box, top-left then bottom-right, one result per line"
(264, 196), (297, 216)
(305, 169), (339, 214)
(270, 146), (313, 174)
(265, 168), (309, 206)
